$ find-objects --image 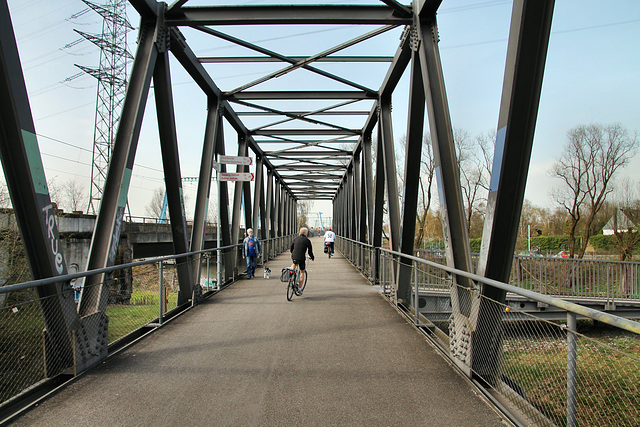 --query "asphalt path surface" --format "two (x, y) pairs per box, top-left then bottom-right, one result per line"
(12, 237), (508, 426)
